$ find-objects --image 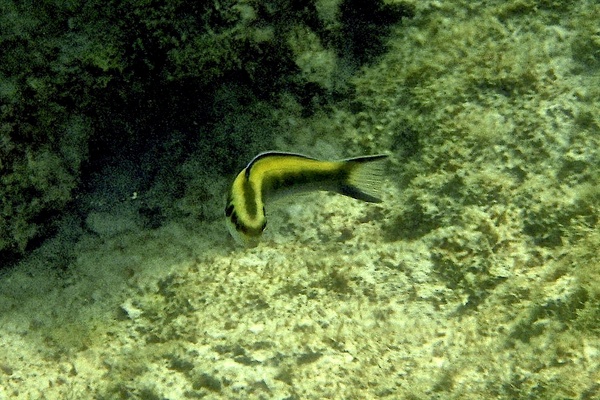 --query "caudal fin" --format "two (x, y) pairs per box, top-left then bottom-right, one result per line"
(338, 154), (388, 203)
